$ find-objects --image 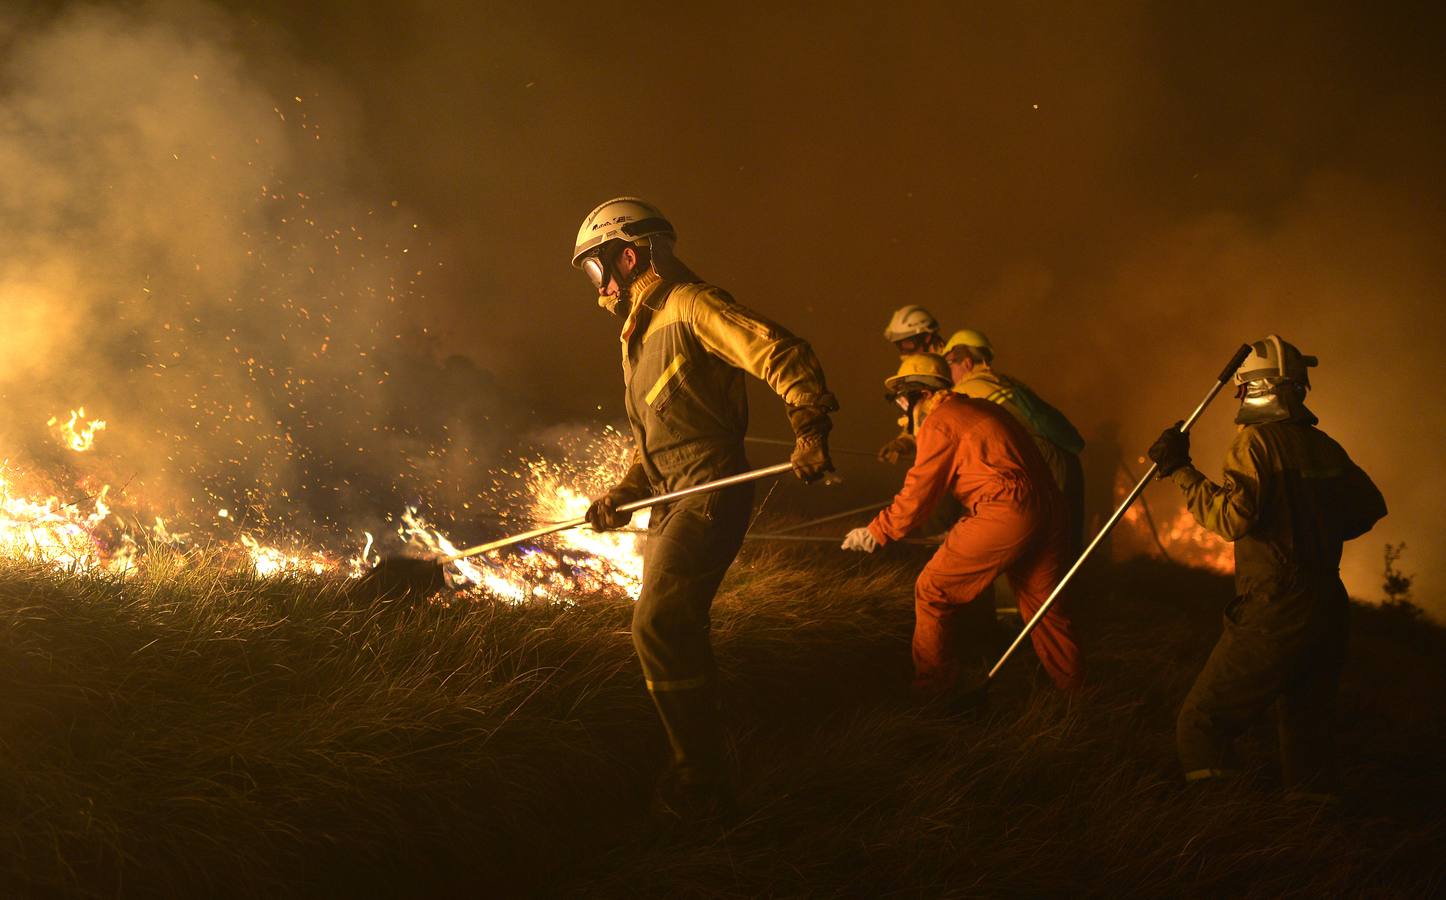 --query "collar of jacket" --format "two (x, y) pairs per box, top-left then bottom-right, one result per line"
(618, 265), (669, 348)
(955, 362), (1004, 390)
(917, 389), (959, 428)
